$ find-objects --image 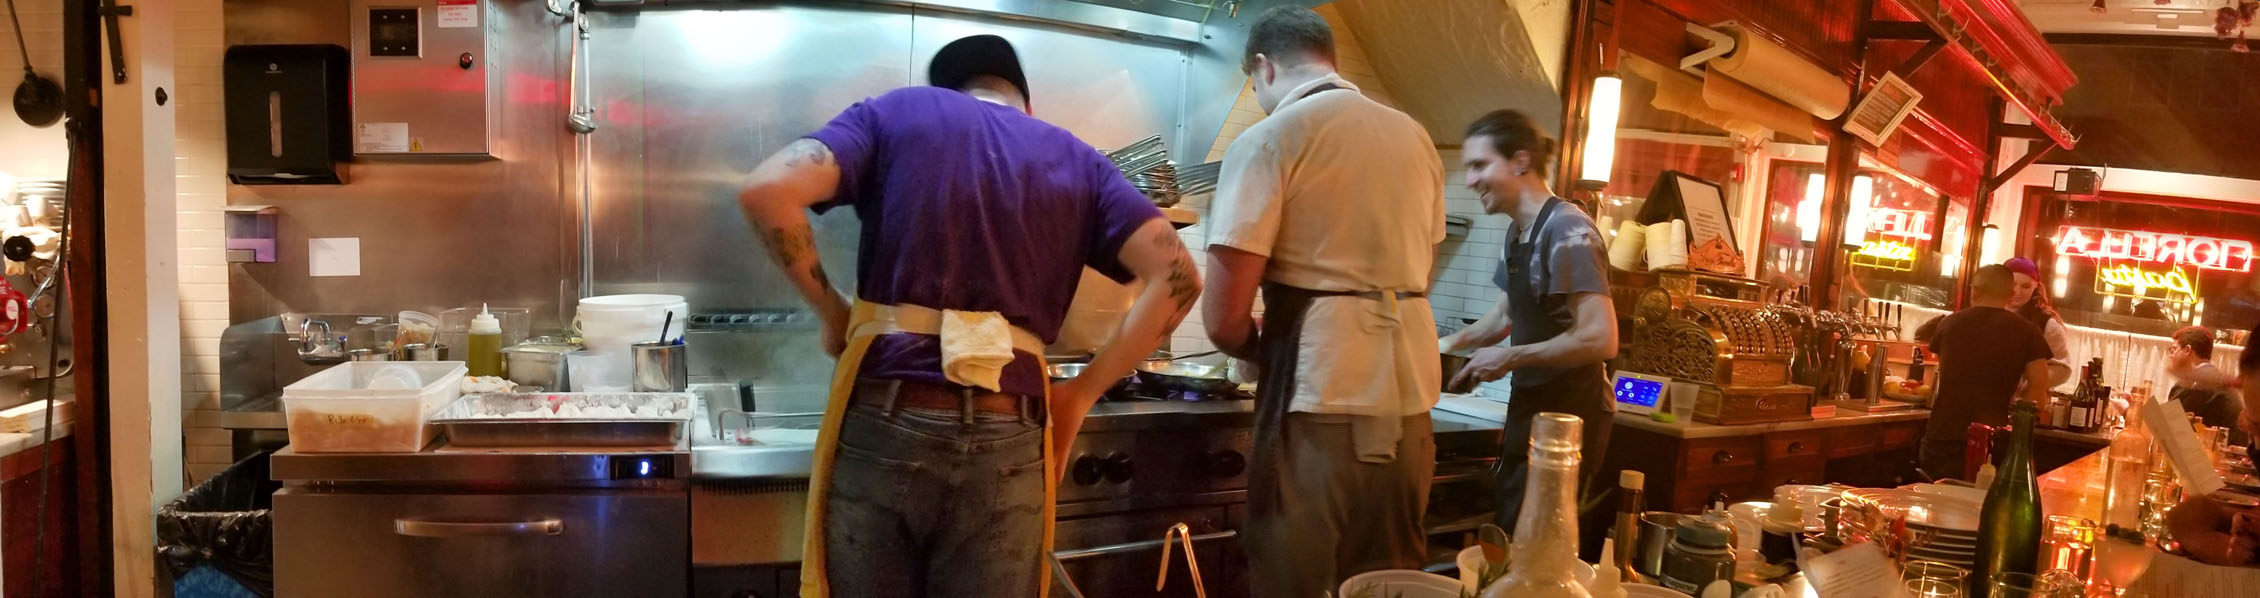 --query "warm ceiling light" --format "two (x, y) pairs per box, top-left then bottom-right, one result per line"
(1578, 73), (1623, 190)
